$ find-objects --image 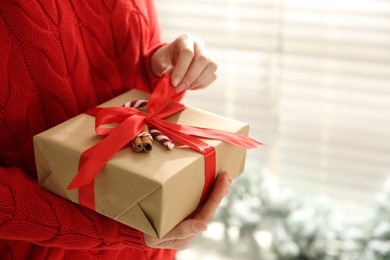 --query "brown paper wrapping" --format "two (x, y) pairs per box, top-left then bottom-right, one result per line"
(33, 89), (249, 238)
